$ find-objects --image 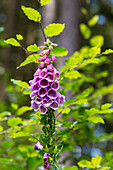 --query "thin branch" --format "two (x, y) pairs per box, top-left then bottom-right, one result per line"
(39, 22), (47, 41)
(20, 44), (32, 55)
(0, 123), (38, 135)
(61, 52), (104, 80)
